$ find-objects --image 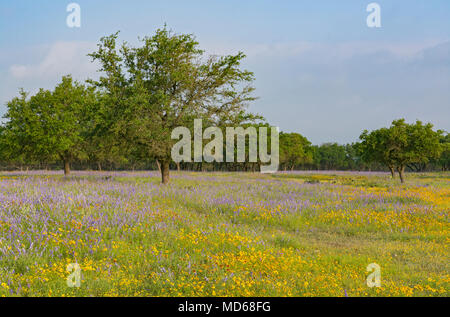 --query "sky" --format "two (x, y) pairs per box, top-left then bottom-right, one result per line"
(0, 0), (449, 144)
